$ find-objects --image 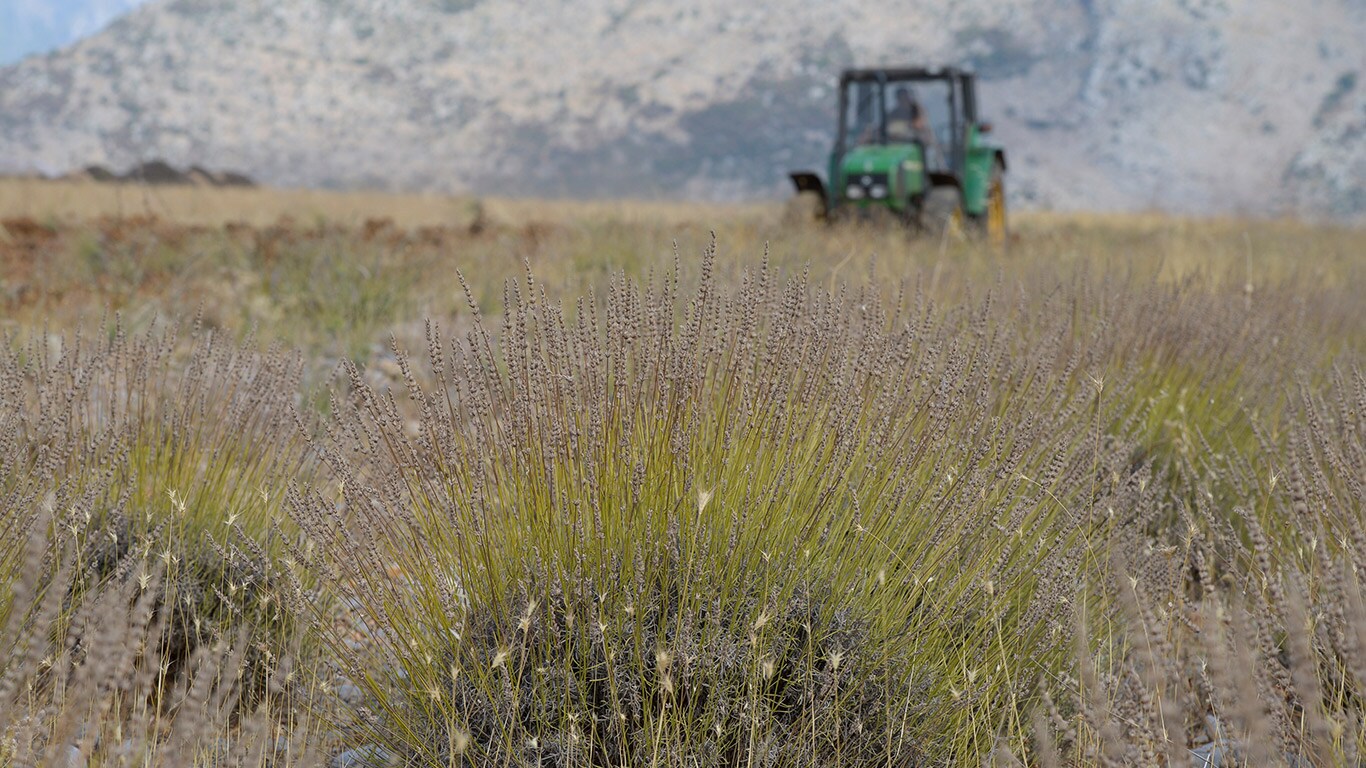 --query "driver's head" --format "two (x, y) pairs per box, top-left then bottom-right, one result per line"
(895, 87), (916, 106)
